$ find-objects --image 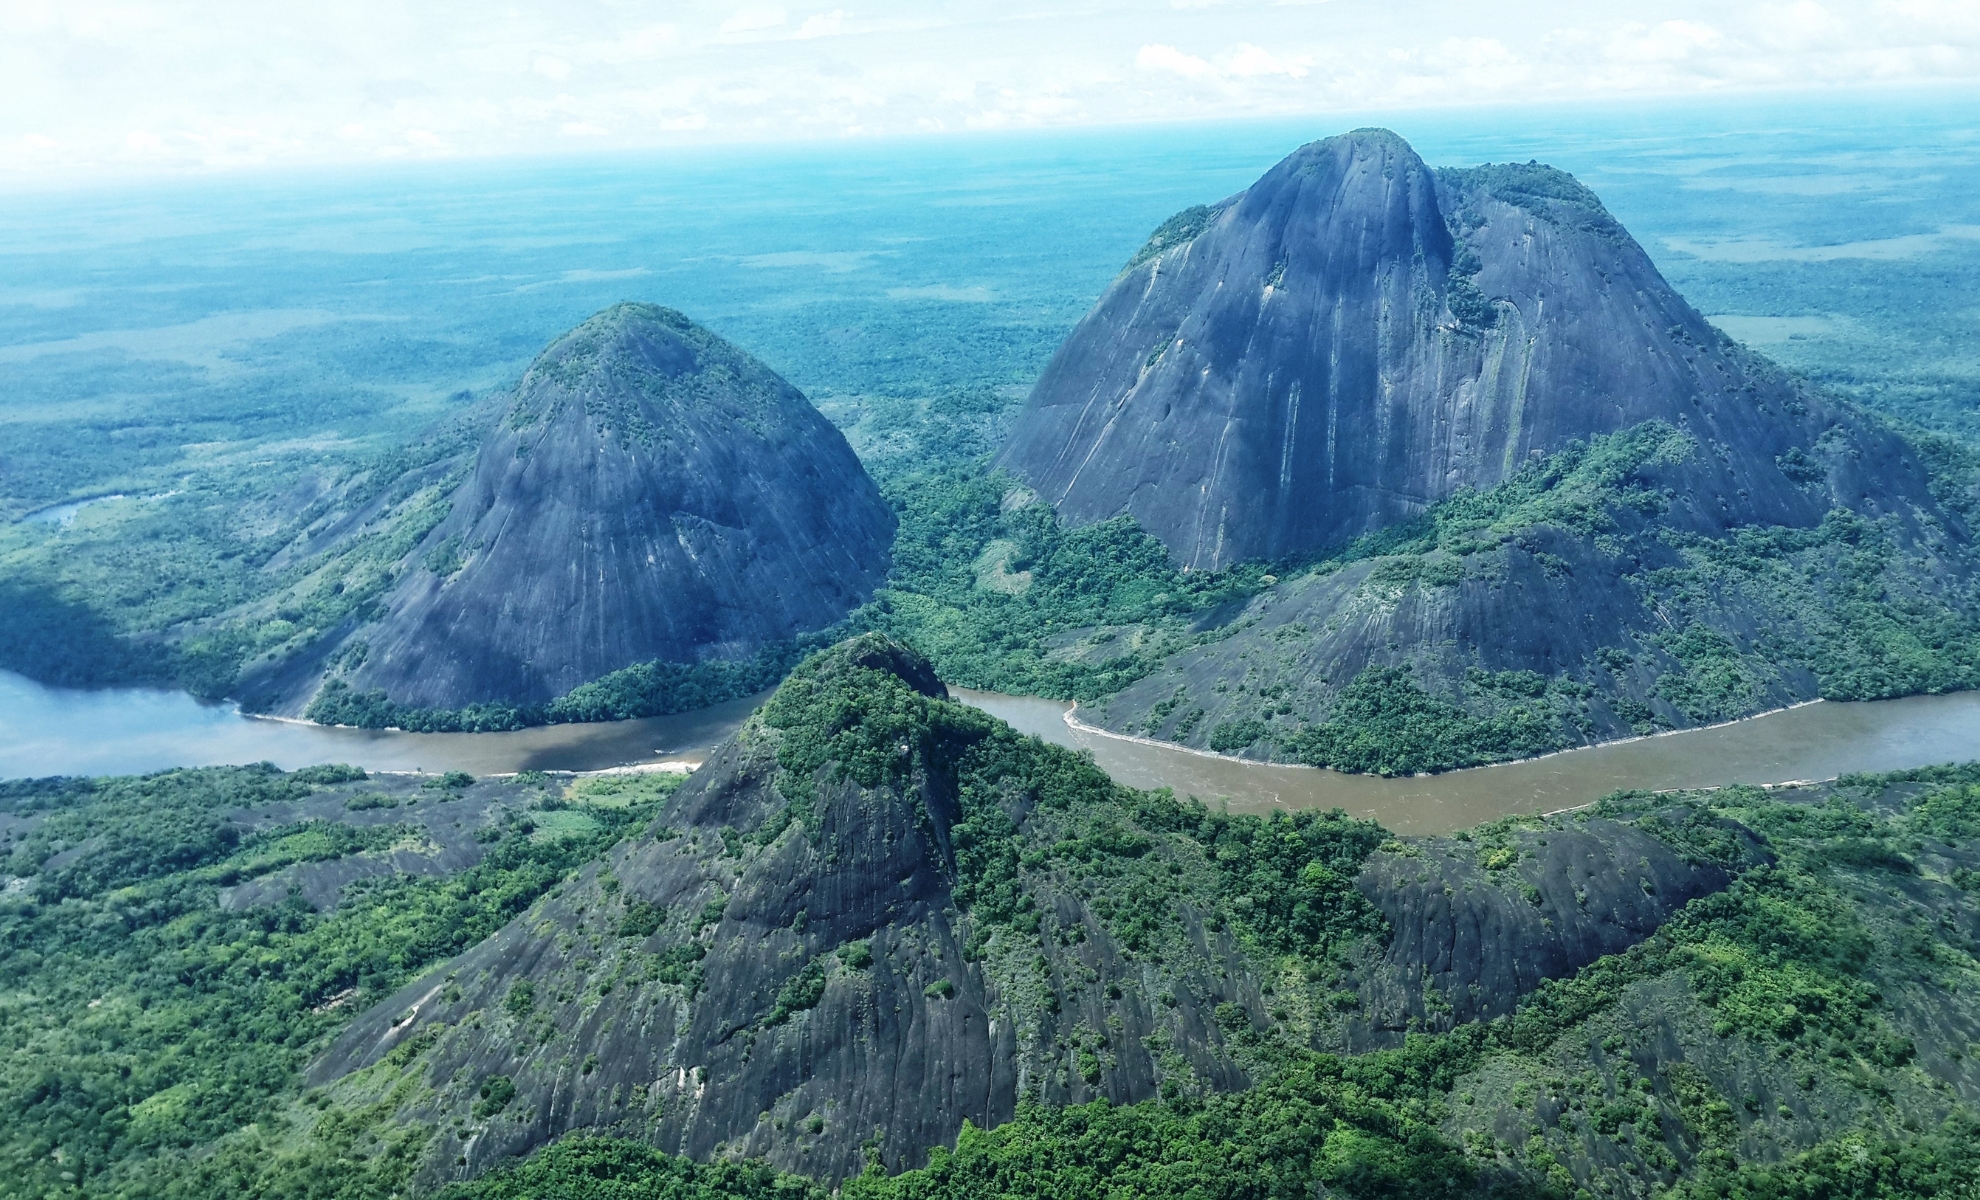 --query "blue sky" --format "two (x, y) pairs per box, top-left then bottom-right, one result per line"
(6, 1), (1978, 179)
